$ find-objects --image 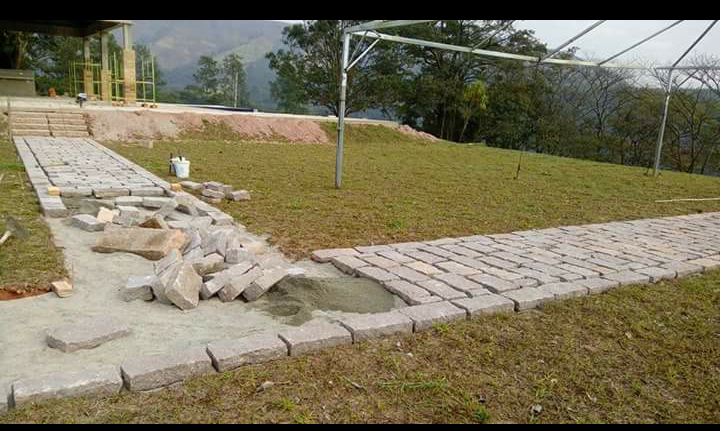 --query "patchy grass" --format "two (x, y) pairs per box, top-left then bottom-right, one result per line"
(0, 120), (67, 293)
(3, 271), (719, 423)
(104, 123), (720, 259)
